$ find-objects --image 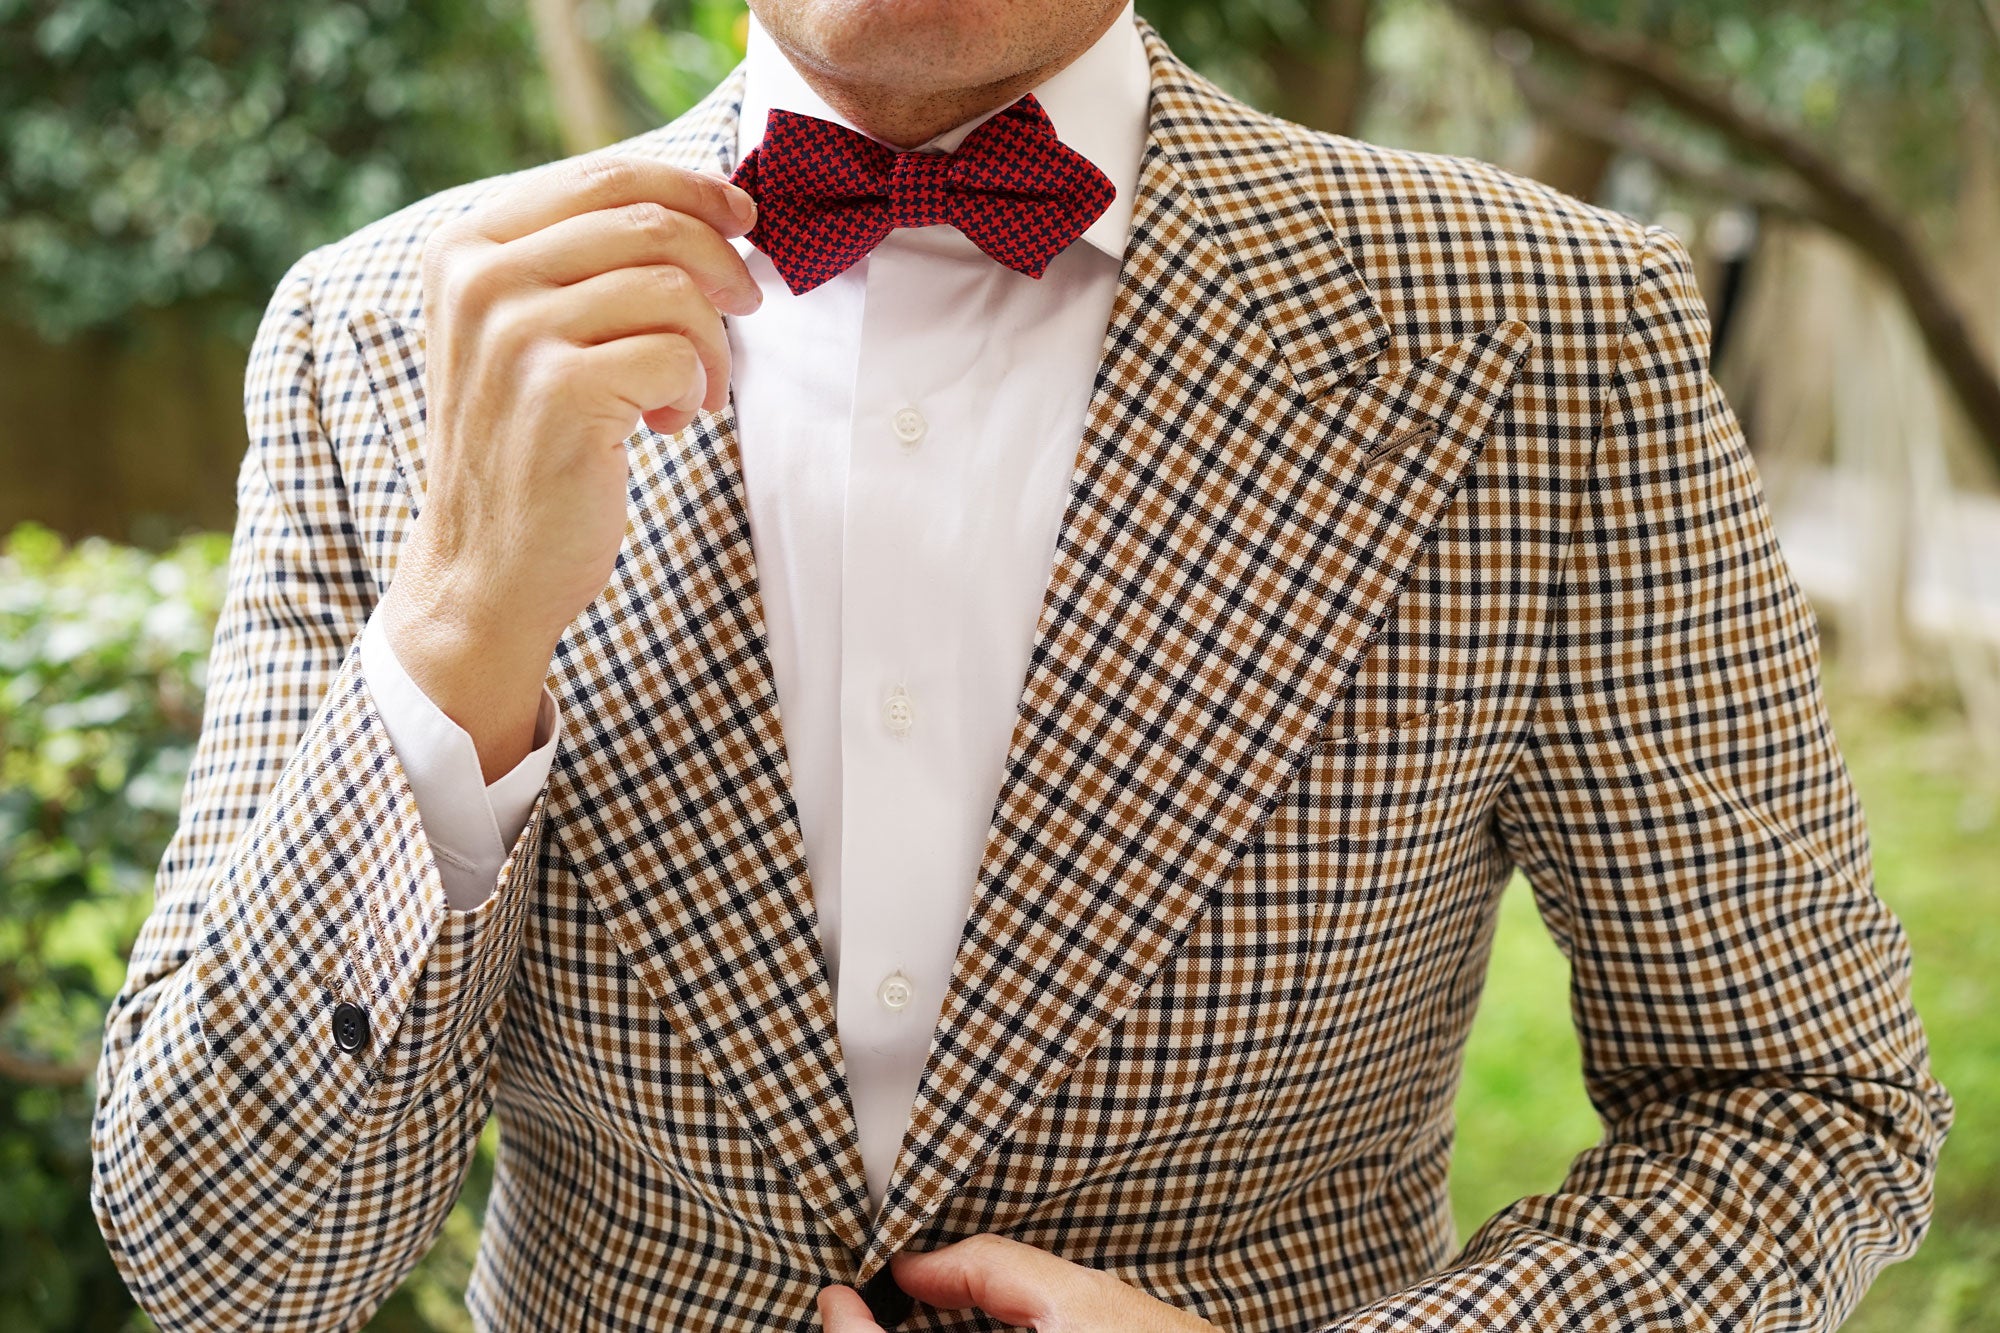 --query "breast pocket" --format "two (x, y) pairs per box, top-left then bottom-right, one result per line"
(1263, 695), (1478, 847)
